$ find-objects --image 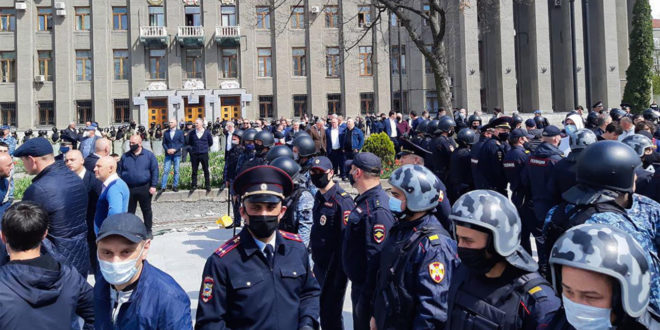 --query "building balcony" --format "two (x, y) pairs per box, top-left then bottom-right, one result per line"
(215, 26), (240, 47)
(177, 26), (204, 48)
(139, 26), (168, 48)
